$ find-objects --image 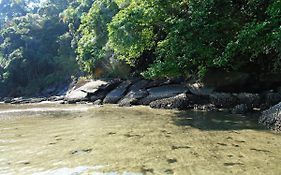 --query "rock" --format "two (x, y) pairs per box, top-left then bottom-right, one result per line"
(103, 81), (132, 104)
(88, 79), (122, 102)
(149, 93), (196, 110)
(259, 102), (281, 131)
(234, 93), (260, 108)
(138, 85), (188, 105)
(232, 104), (251, 114)
(128, 79), (149, 91)
(93, 99), (102, 105)
(209, 93), (238, 108)
(263, 92), (281, 107)
(119, 89), (148, 107)
(187, 83), (214, 96)
(65, 80), (108, 103)
(202, 70), (251, 92)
